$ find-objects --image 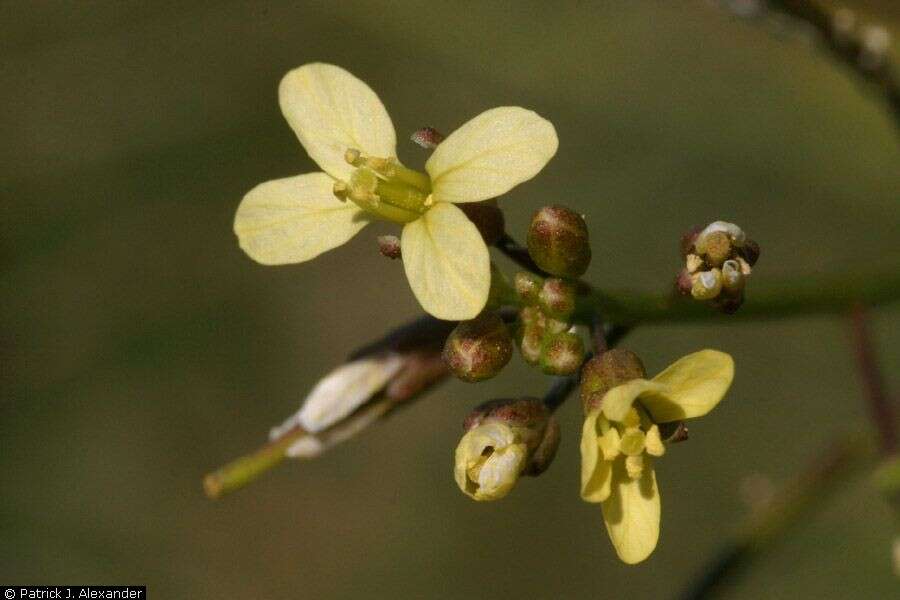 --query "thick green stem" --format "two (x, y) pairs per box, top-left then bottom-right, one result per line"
(575, 269), (900, 325)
